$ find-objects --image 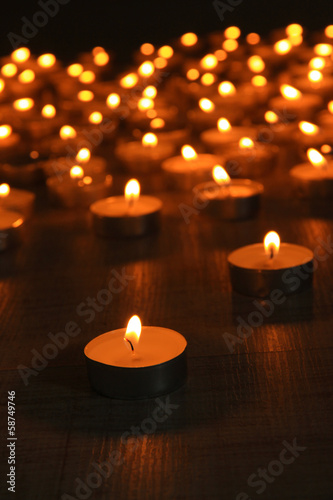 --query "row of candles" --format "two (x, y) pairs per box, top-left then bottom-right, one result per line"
(1, 24), (331, 398)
